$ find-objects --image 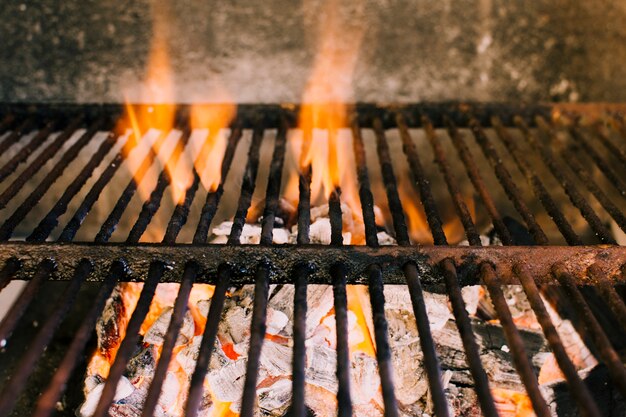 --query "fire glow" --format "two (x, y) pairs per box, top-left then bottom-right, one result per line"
(78, 1), (589, 416)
